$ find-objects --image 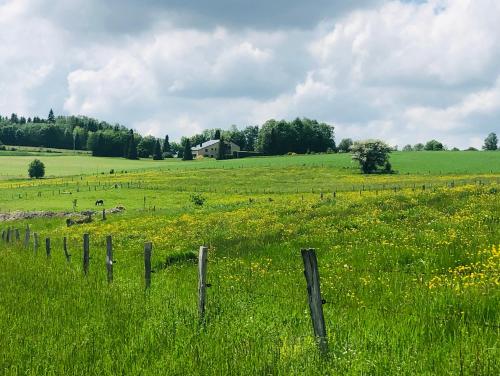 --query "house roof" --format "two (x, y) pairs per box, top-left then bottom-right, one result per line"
(192, 139), (220, 151)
